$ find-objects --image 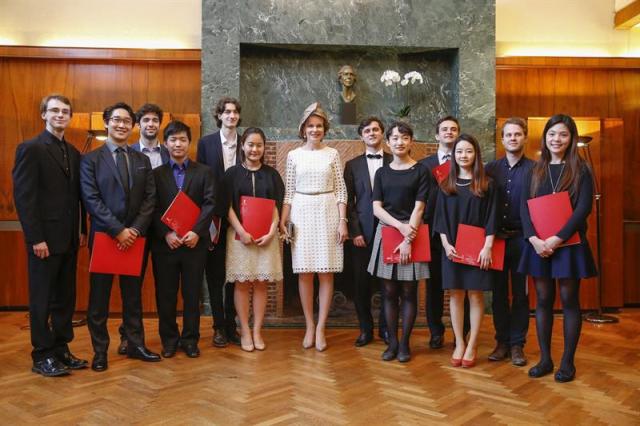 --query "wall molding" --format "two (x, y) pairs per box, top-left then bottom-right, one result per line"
(0, 46), (201, 62)
(497, 56), (640, 70)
